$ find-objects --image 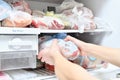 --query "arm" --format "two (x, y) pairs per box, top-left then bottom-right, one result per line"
(85, 43), (120, 67)
(53, 52), (99, 80)
(38, 39), (99, 80)
(65, 36), (120, 67)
